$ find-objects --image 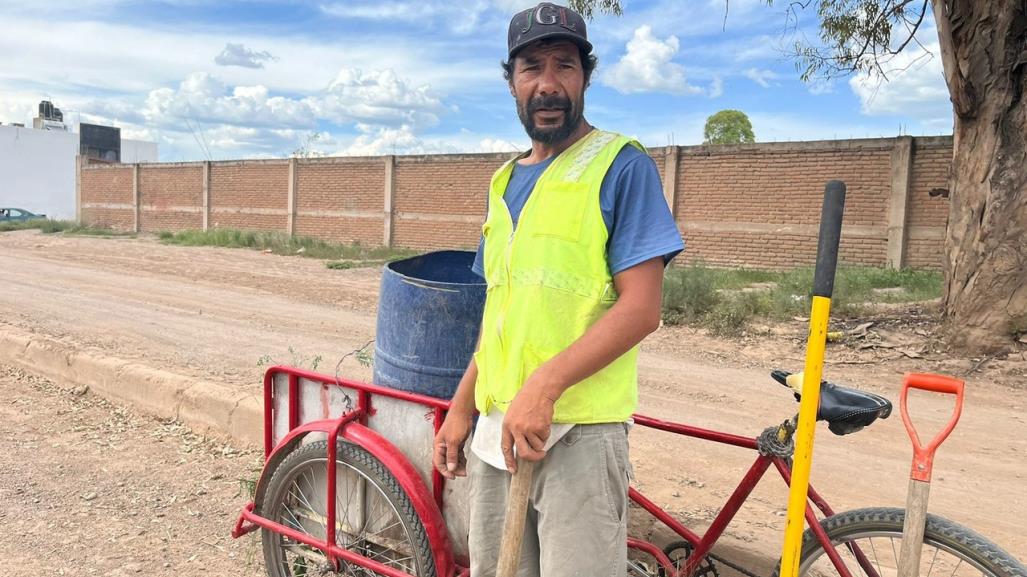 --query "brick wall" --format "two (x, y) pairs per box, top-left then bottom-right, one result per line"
(209, 161), (289, 231)
(676, 140), (895, 269)
(140, 164), (204, 232)
(295, 158), (384, 245)
(905, 137), (952, 269)
(80, 136), (953, 270)
(392, 153), (503, 250)
(80, 165), (134, 229)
